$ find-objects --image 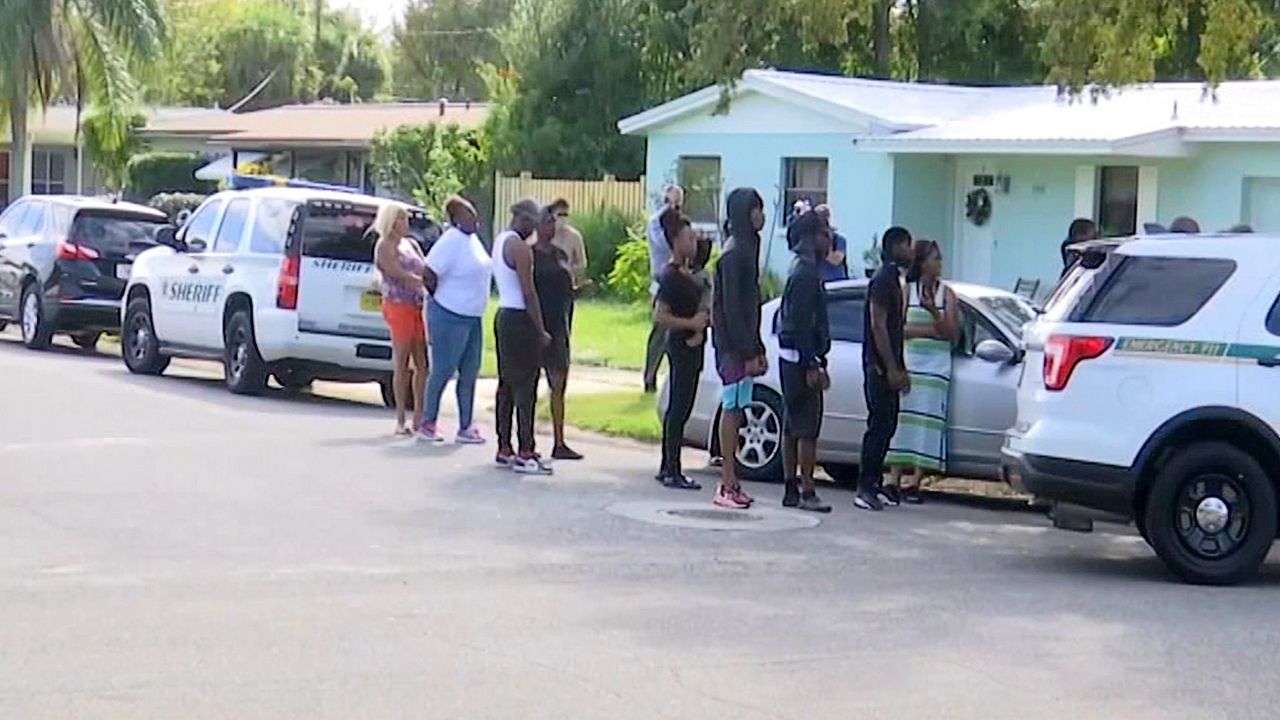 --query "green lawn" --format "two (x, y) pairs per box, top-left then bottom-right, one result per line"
(478, 298), (650, 378)
(538, 390), (662, 443)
